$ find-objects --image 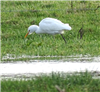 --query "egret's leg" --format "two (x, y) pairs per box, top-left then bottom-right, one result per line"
(61, 34), (67, 44)
(53, 35), (55, 40)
